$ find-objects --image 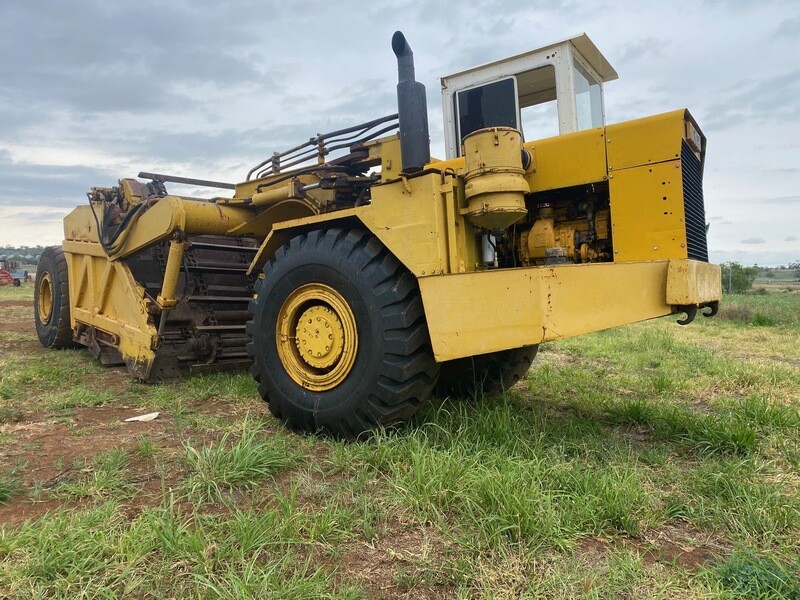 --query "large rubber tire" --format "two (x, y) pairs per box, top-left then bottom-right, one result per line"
(34, 246), (78, 349)
(246, 229), (440, 439)
(435, 345), (538, 399)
